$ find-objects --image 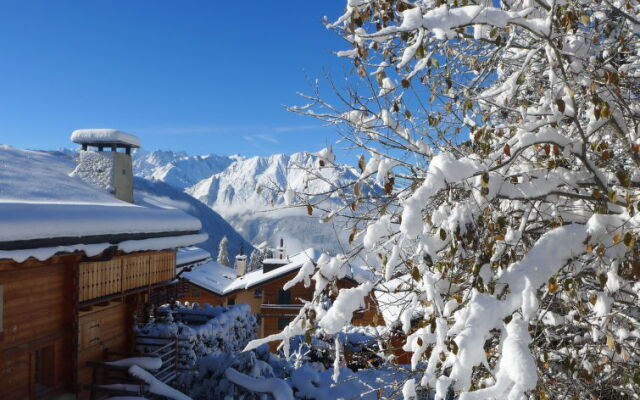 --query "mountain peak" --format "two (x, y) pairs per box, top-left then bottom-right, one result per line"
(134, 149), (351, 254)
